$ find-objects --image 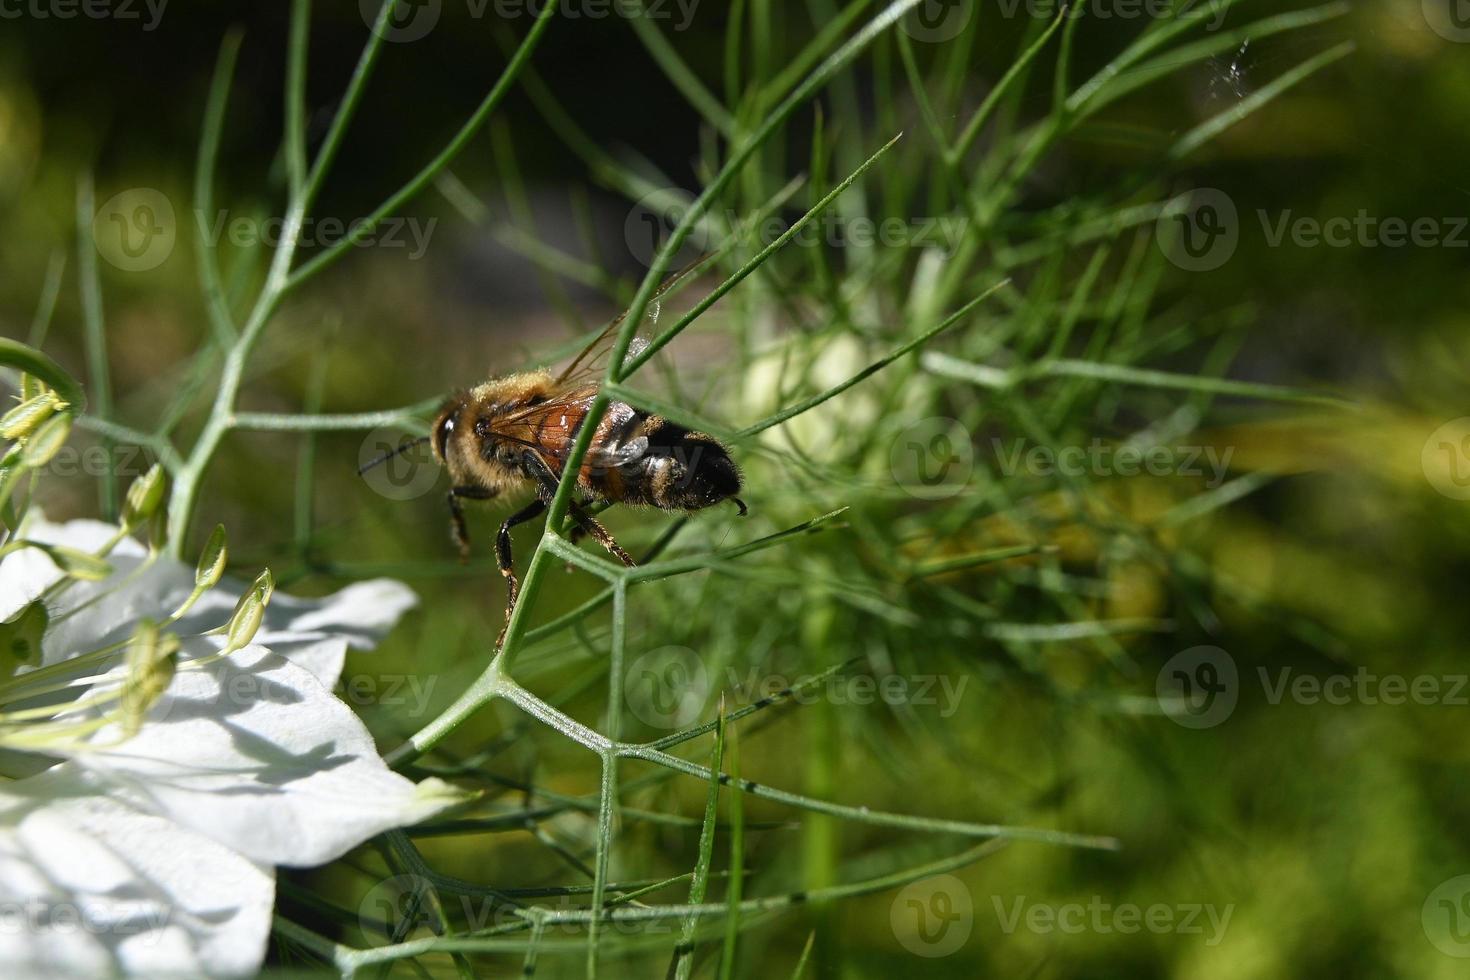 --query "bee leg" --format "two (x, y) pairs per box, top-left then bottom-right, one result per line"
(565, 499), (593, 546)
(563, 499), (593, 573)
(514, 450), (633, 569)
(568, 501), (636, 568)
(495, 498), (548, 649)
(731, 497), (748, 516)
(447, 486), (497, 563)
